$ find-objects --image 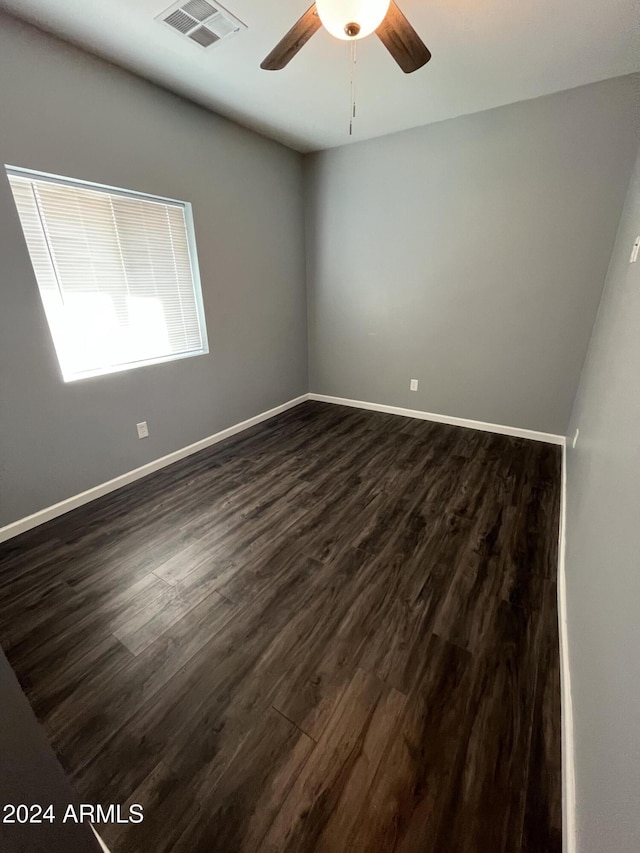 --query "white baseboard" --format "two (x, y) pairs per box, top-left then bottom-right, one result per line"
(558, 443), (577, 853)
(91, 825), (112, 853)
(0, 394), (308, 545)
(308, 393), (566, 445)
(0, 390), (566, 543)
